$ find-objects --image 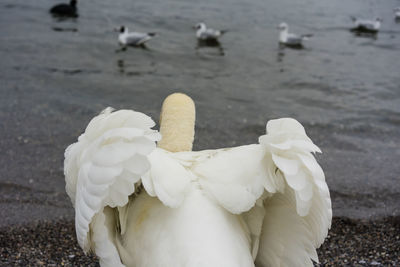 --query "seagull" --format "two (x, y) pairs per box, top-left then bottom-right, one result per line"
(49, 0), (78, 18)
(194, 22), (227, 42)
(64, 93), (332, 267)
(277, 22), (312, 48)
(115, 26), (156, 48)
(350, 17), (382, 32)
(394, 7), (400, 20)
